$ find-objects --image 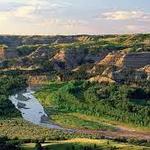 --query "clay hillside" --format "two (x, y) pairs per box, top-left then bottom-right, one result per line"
(0, 34), (150, 85)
